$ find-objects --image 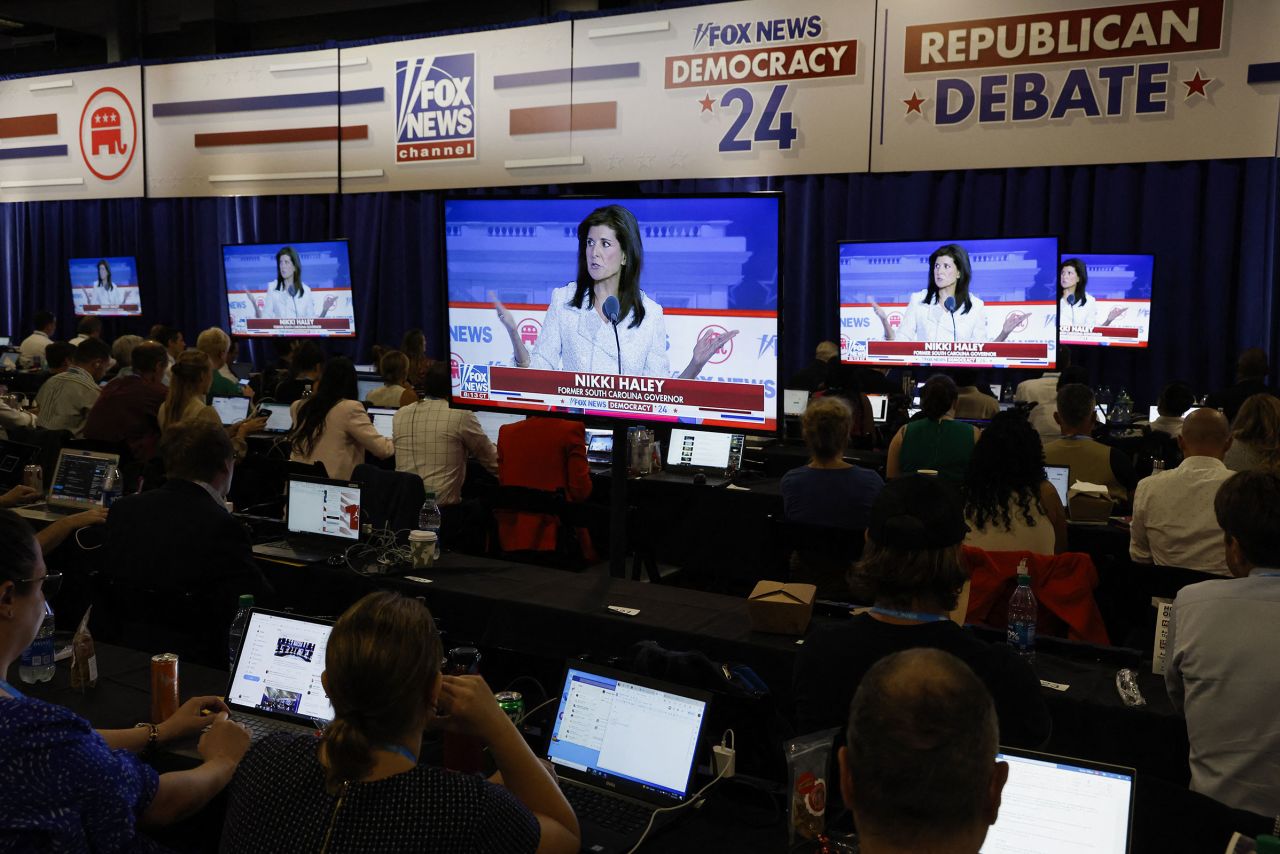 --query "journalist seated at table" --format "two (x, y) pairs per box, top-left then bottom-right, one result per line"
(220, 591), (580, 853)
(886, 374), (979, 482)
(34, 337), (112, 438)
(0, 509), (252, 850)
(839, 649), (1009, 854)
(963, 410), (1067, 555)
(792, 474), (1050, 747)
(782, 396), (884, 531)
